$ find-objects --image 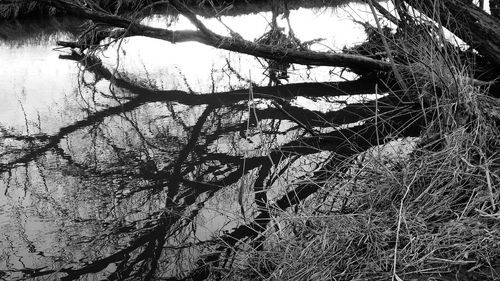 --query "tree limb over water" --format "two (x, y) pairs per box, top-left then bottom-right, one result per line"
(44, 0), (500, 88)
(42, 0), (396, 72)
(63, 52), (392, 103)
